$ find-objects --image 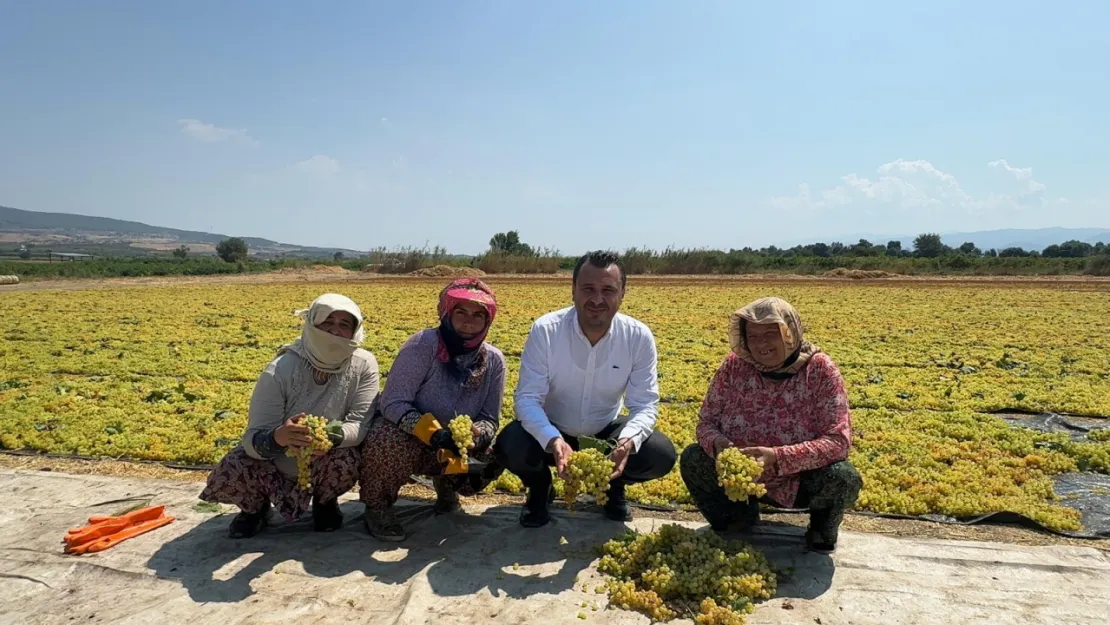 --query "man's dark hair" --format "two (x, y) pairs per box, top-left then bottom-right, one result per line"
(572, 250), (626, 288)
